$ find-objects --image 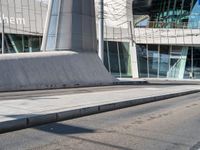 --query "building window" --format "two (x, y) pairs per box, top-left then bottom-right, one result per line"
(137, 44), (200, 80)
(104, 41), (132, 78)
(148, 44), (159, 78)
(136, 44), (148, 78)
